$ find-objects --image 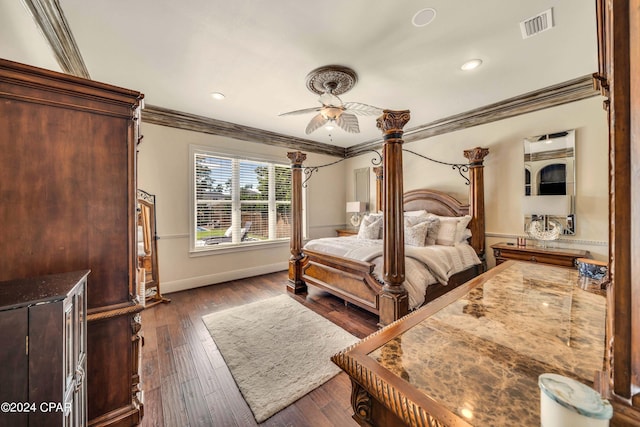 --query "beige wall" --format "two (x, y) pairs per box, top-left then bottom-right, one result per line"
(140, 96), (608, 294)
(137, 123), (345, 293)
(344, 96), (609, 266)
